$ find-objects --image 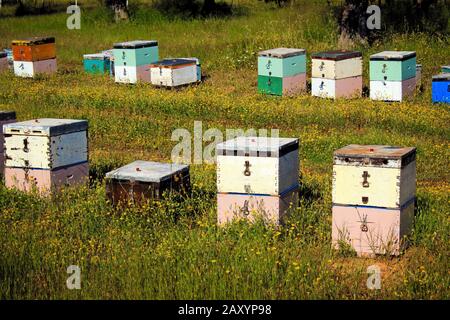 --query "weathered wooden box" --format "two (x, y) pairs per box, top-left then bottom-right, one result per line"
(83, 53), (110, 75)
(113, 40), (158, 67)
(332, 145), (416, 209)
(13, 59), (57, 78)
(4, 118), (88, 170)
(311, 76), (362, 99)
(12, 37), (56, 62)
(0, 52), (8, 73)
(311, 51), (362, 79)
(370, 51), (416, 82)
(217, 187), (298, 225)
(332, 200), (414, 256)
(258, 48), (306, 96)
(105, 160), (190, 205)
(432, 73), (450, 104)
(370, 76), (416, 102)
(114, 64), (151, 84)
(0, 111), (16, 179)
(5, 162), (89, 193)
(217, 137), (299, 196)
(150, 59), (199, 87)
